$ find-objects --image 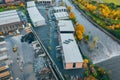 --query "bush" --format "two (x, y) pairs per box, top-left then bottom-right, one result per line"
(85, 70), (89, 77)
(84, 35), (90, 42)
